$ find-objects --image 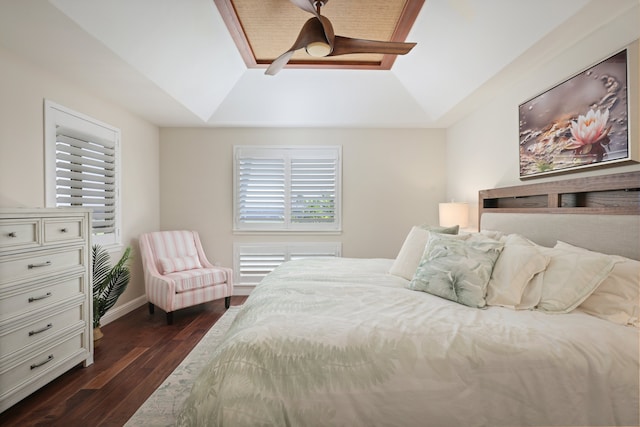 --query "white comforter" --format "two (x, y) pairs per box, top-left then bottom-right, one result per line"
(178, 258), (639, 427)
